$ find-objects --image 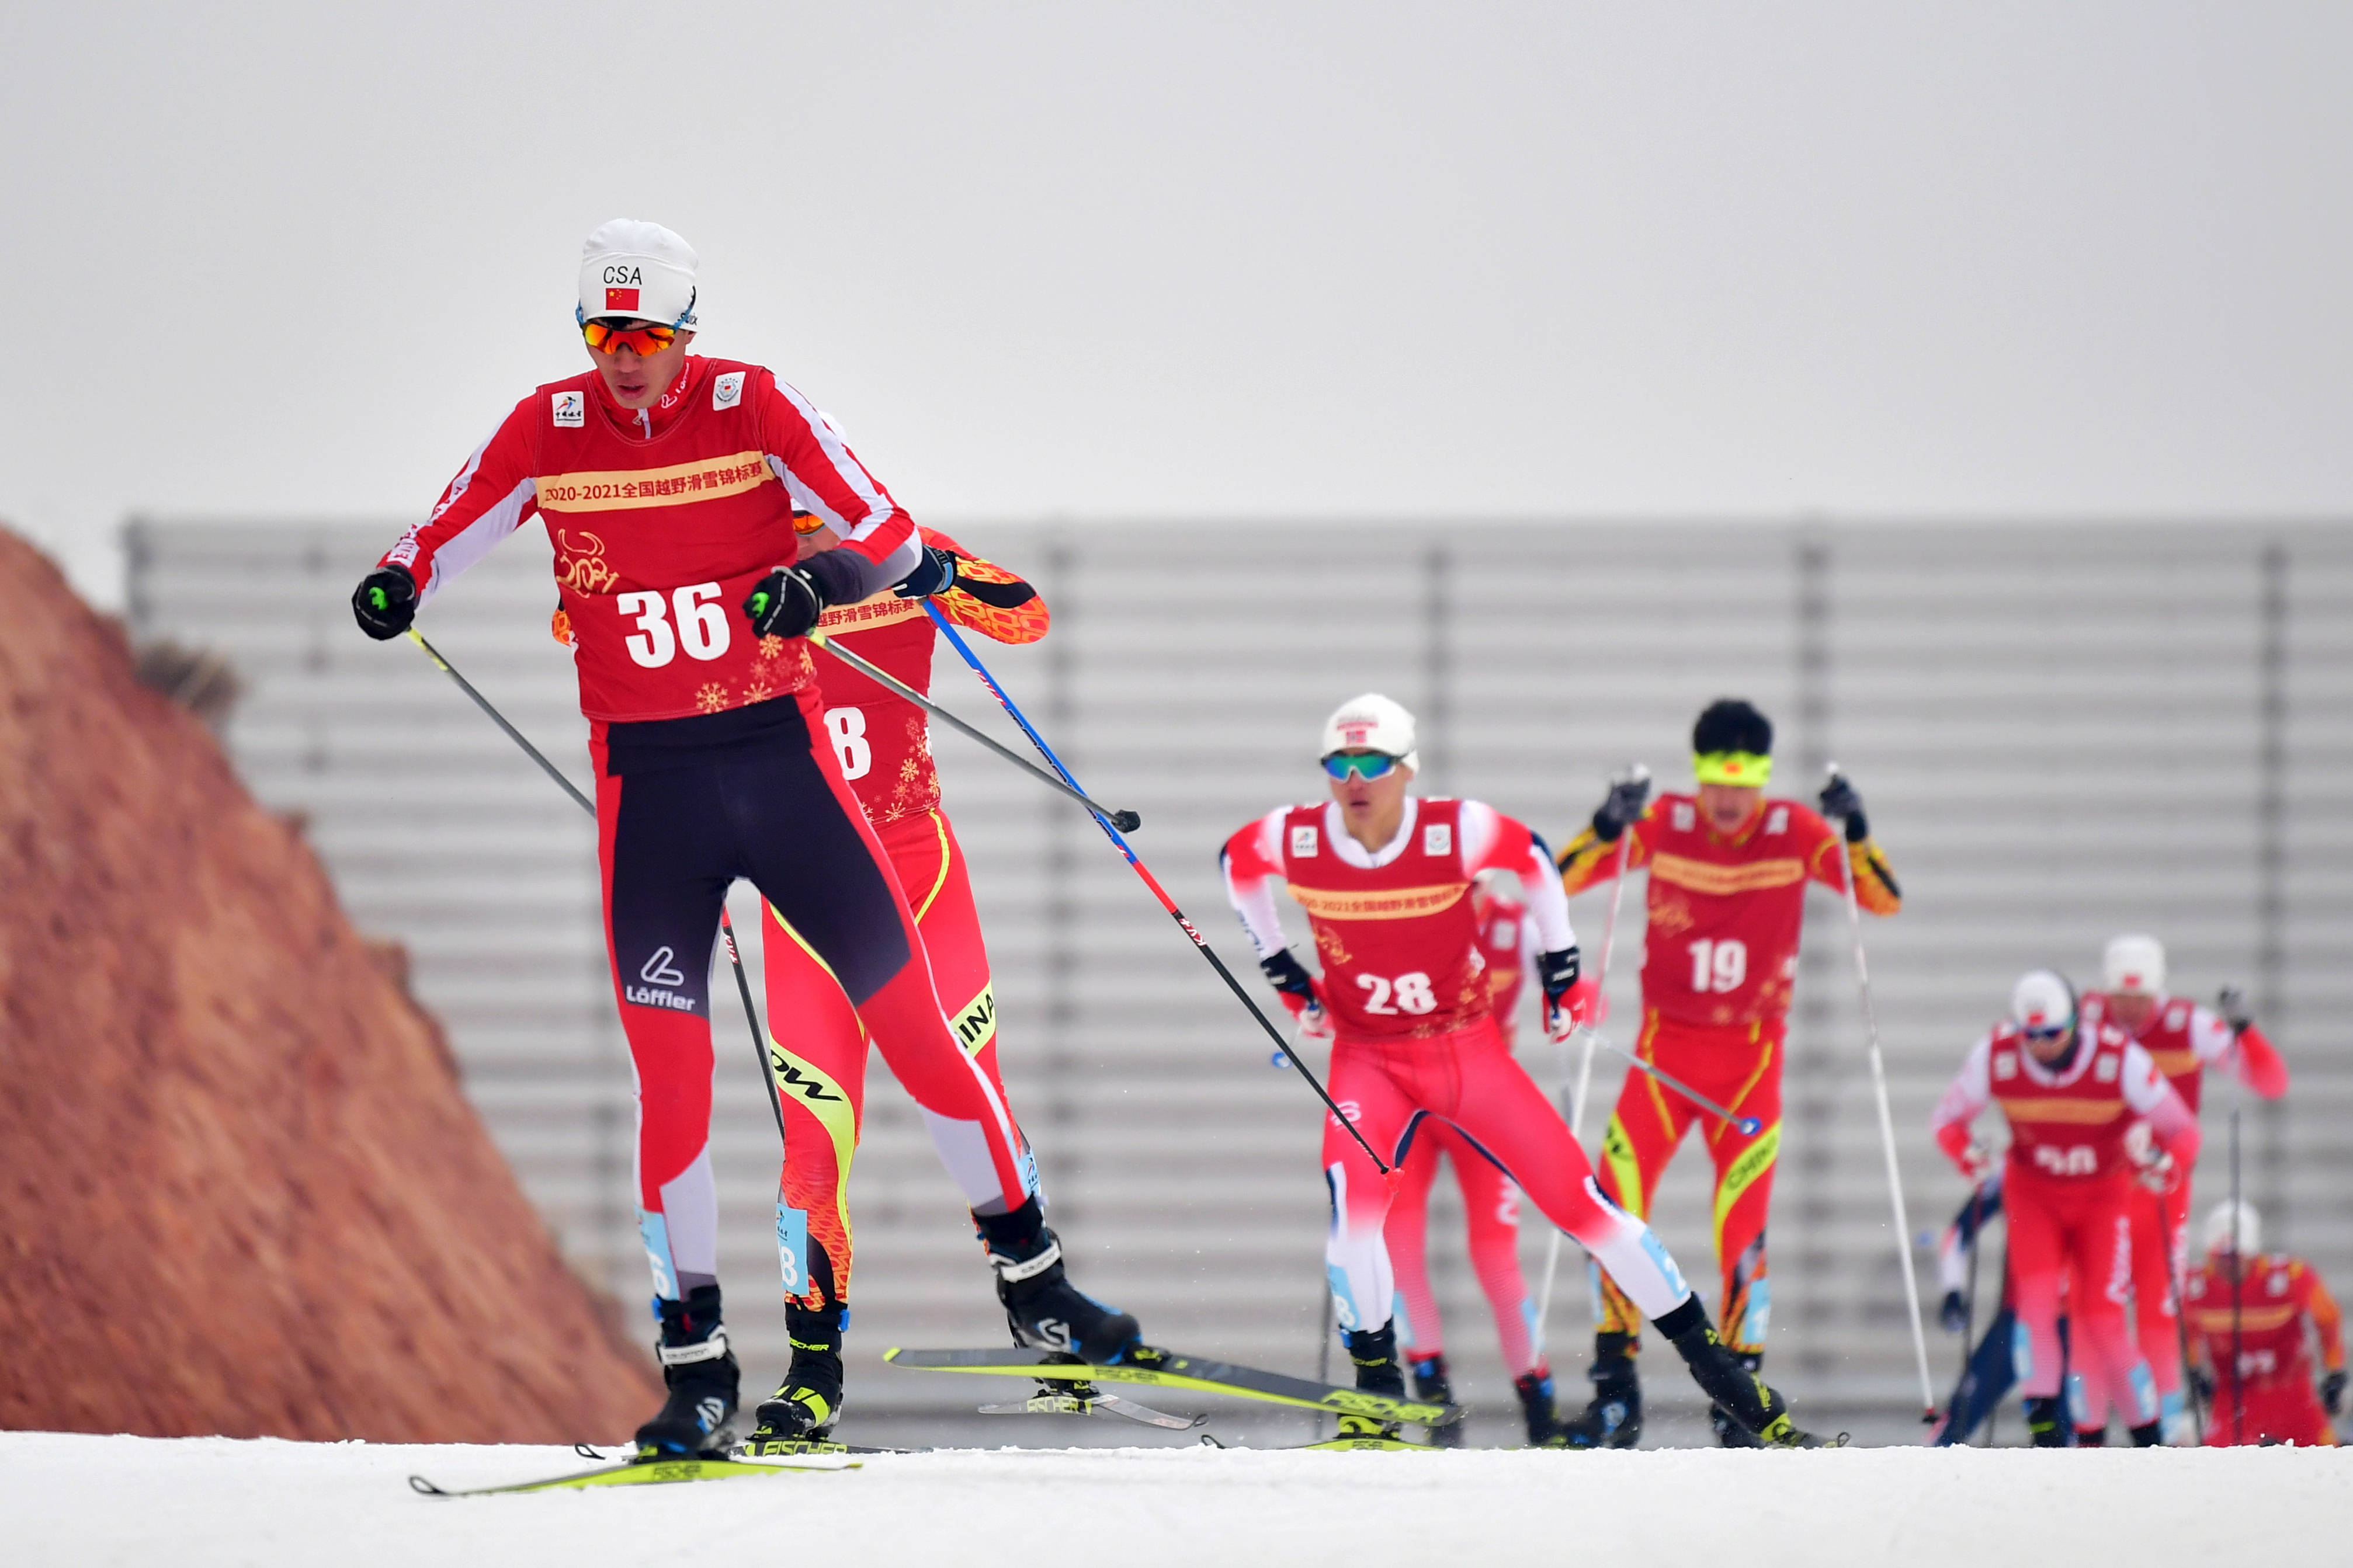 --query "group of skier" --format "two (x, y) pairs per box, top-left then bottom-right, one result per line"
(352, 218), (2333, 1455)
(1928, 937), (2332, 1447)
